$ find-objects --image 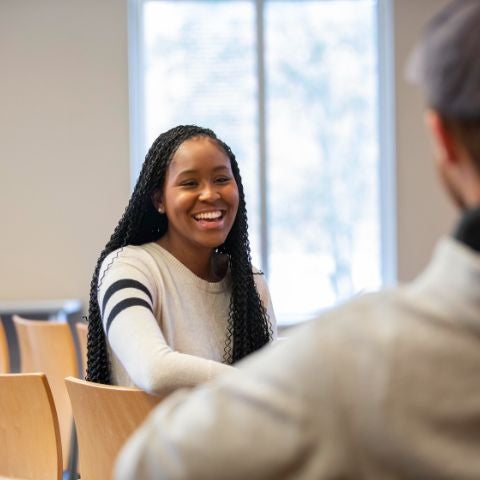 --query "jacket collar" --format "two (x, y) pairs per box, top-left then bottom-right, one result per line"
(406, 235), (480, 334)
